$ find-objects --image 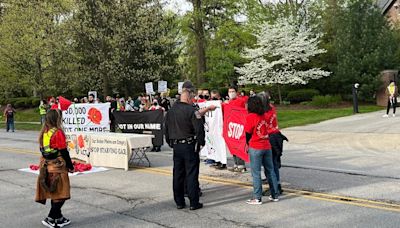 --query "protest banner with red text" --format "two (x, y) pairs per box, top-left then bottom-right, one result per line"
(222, 104), (249, 162)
